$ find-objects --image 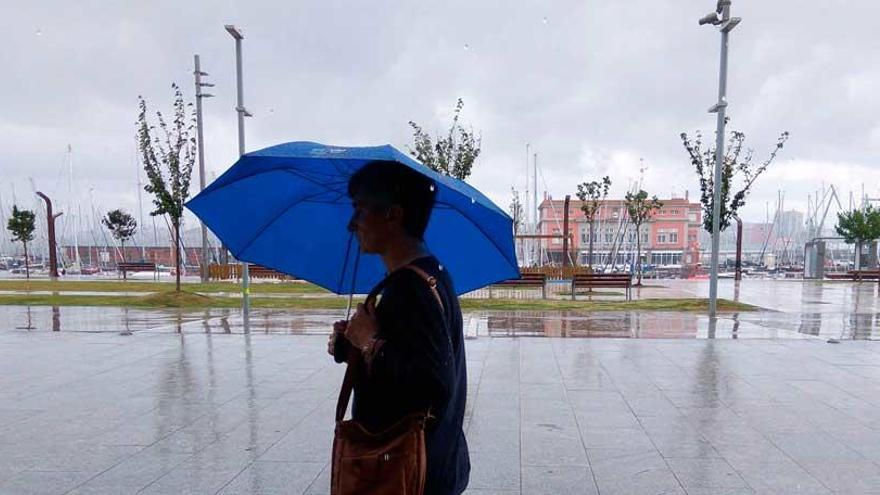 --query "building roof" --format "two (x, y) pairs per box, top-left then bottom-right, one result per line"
(539, 197), (698, 209)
